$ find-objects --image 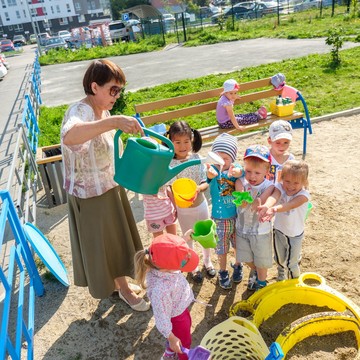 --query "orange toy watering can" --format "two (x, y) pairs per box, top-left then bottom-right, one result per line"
(114, 128), (201, 195)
